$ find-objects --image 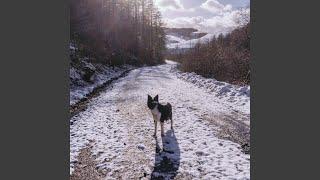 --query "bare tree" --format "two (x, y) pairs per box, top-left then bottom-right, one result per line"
(70, 0), (166, 65)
